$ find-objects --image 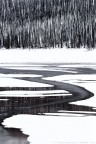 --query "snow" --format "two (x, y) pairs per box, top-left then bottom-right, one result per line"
(43, 112), (84, 117)
(0, 64), (47, 67)
(2, 114), (96, 144)
(0, 90), (71, 97)
(0, 99), (9, 101)
(0, 93), (71, 97)
(44, 74), (96, 107)
(58, 110), (96, 114)
(0, 48), (96, 63)
(0, 90), (69, 94)
(58, 64), (96, 67)
(0, 74), (42, 78)
(44, 74), (96, 82)
(0, 77), (53, 87)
